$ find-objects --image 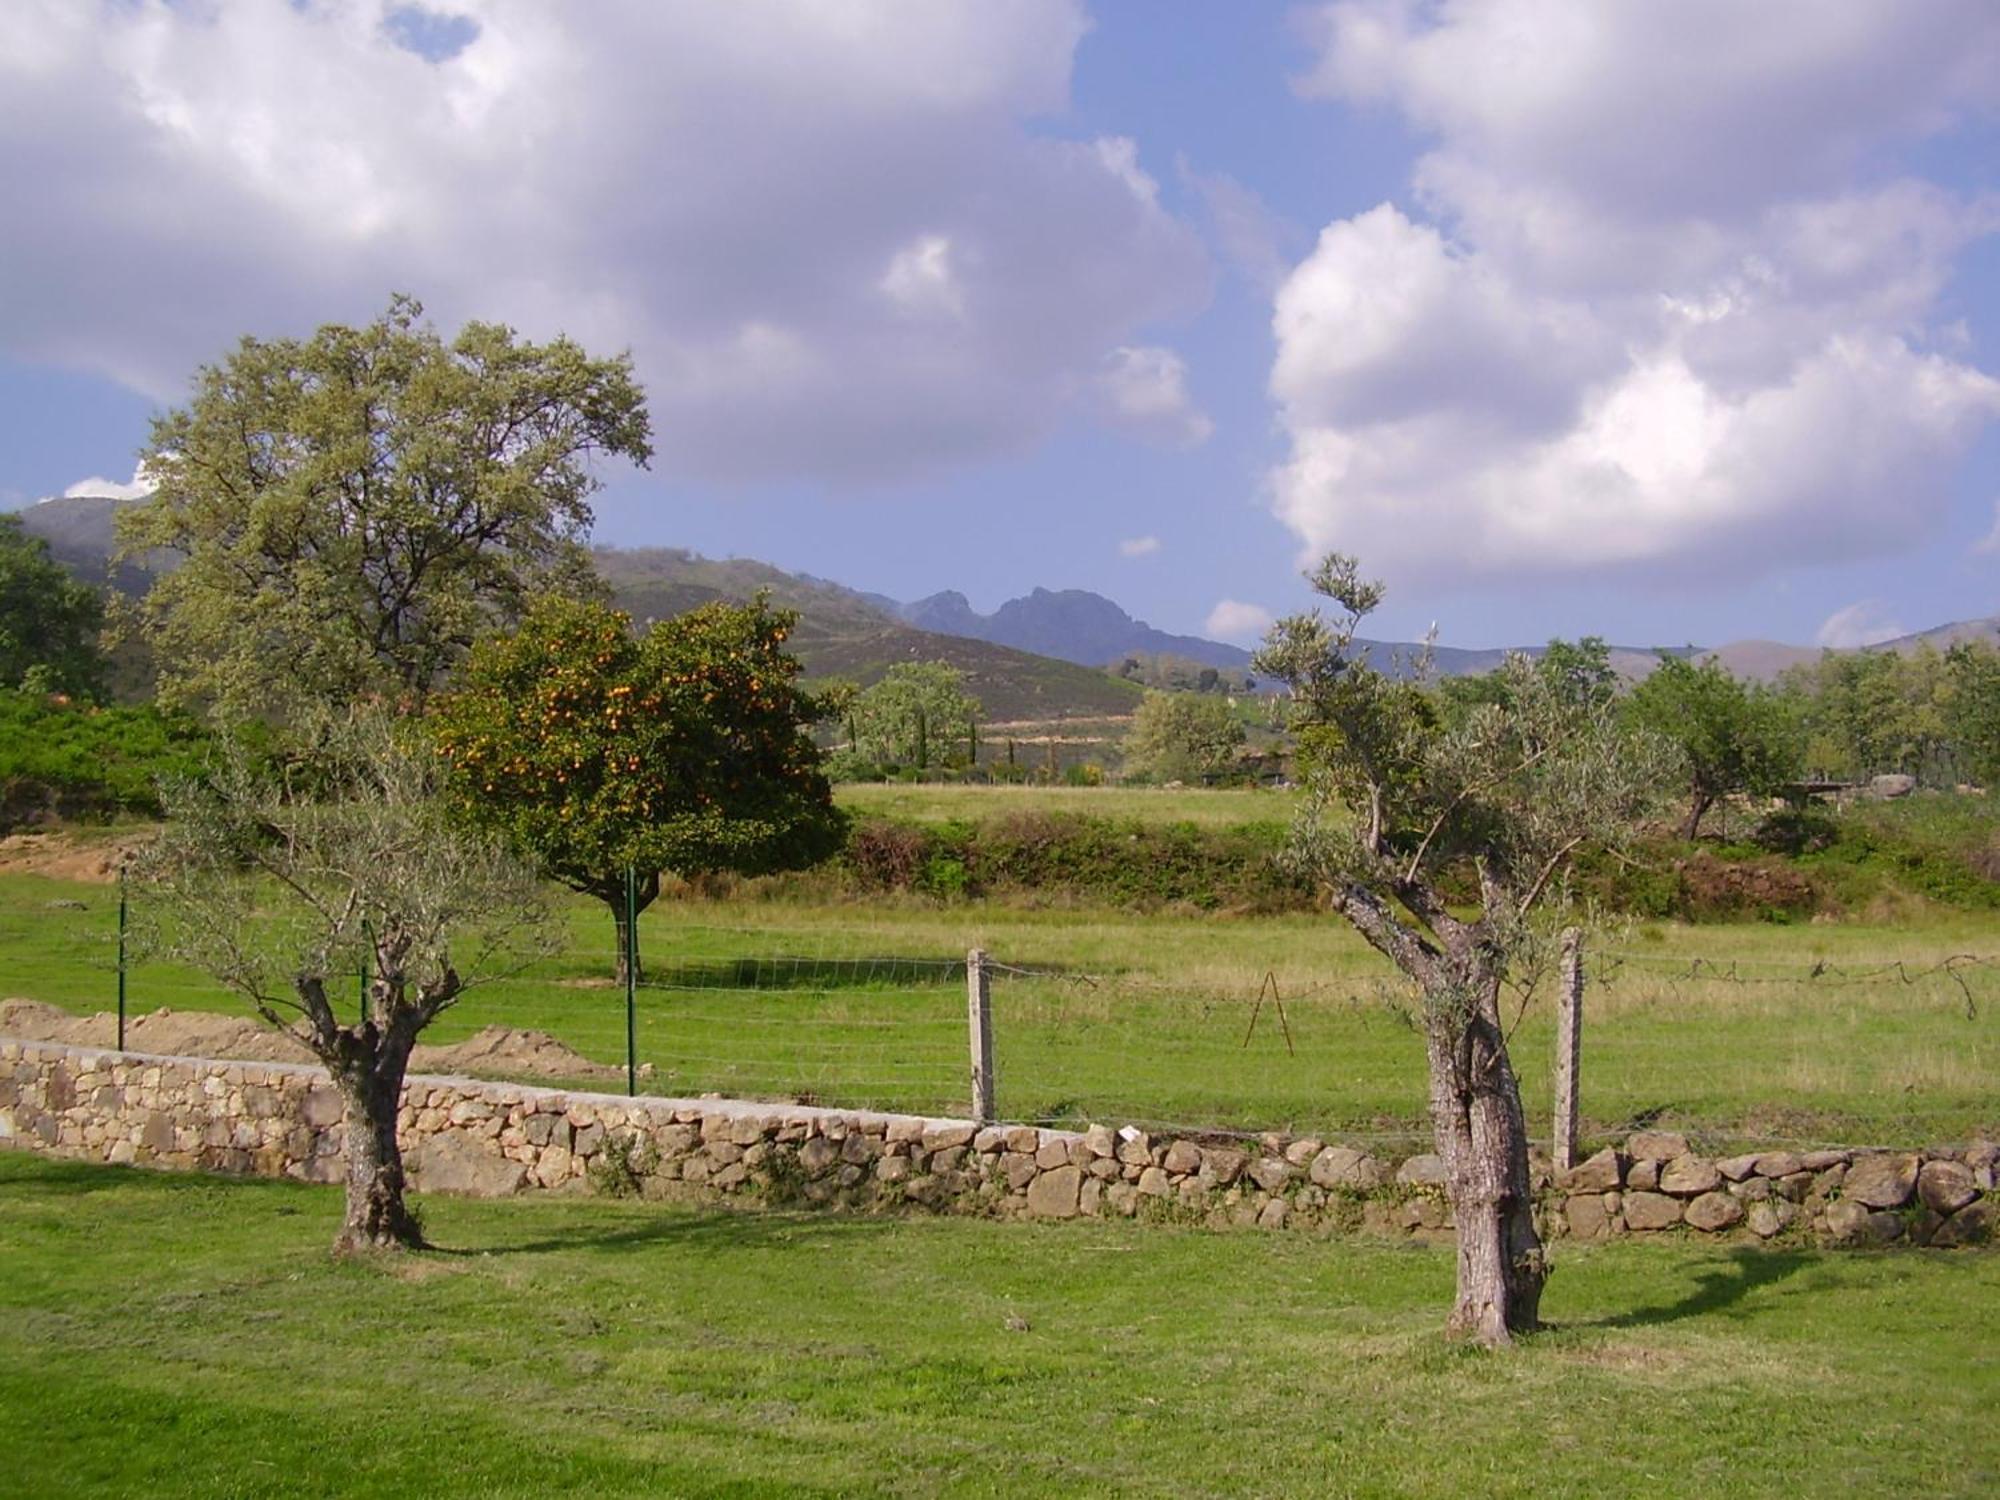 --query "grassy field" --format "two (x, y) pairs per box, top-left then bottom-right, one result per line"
(5, 861), (1997, 1147)
(835, 780), (1299, 829)
(1, 1152), (1995, 1498)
